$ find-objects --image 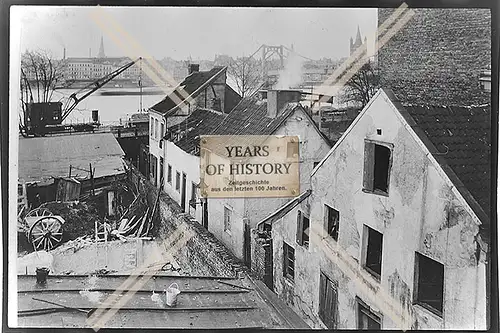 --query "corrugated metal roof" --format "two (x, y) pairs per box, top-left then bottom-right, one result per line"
(19, 132), (125, 185)
(17, 274), (297, 329)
